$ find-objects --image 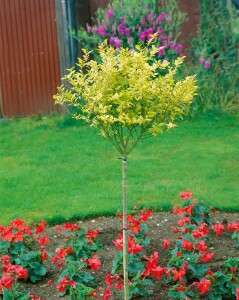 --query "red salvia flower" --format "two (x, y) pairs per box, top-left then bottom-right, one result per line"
(88, 255), (101, 271)
(179, 190), (193, 200)
(194, 278), (211, 294)
(212, 223), (224, 236)
(181, 239), (193, 251)
(172, 267), (186, 281)
(162, 239), (170, 249)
